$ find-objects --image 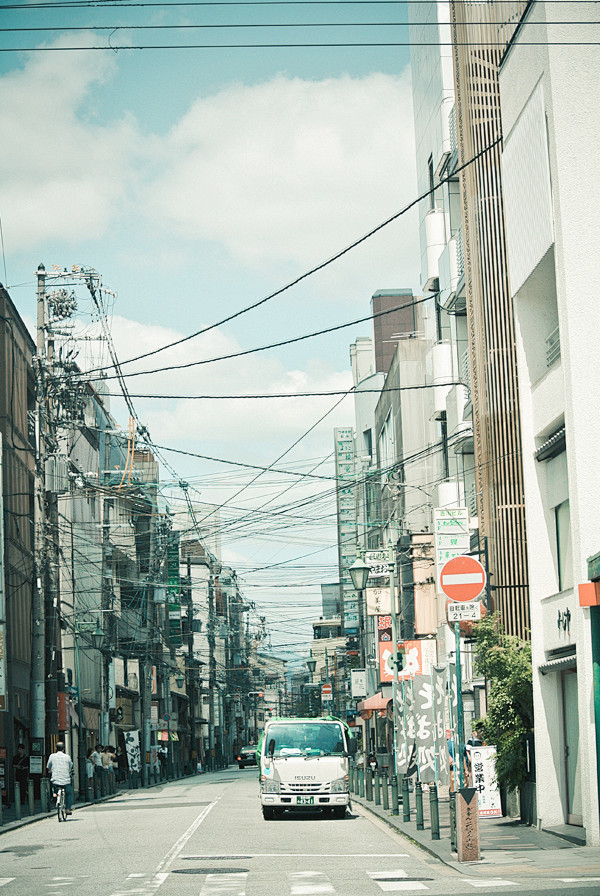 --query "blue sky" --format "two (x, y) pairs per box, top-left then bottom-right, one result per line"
(0, 2), (420, 655)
